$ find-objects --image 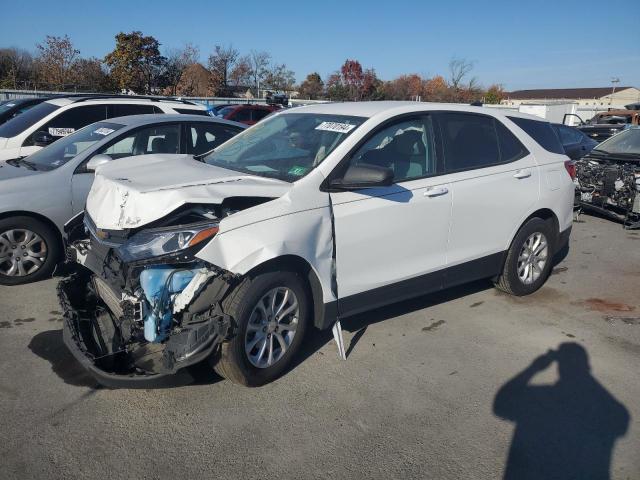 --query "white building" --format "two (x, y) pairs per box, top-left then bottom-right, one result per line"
(501, 87), (640, 109)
